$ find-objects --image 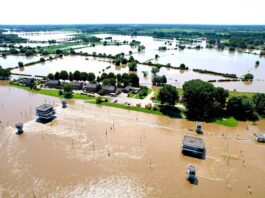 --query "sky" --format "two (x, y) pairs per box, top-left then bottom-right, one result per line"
(0, 0), (264, 25)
